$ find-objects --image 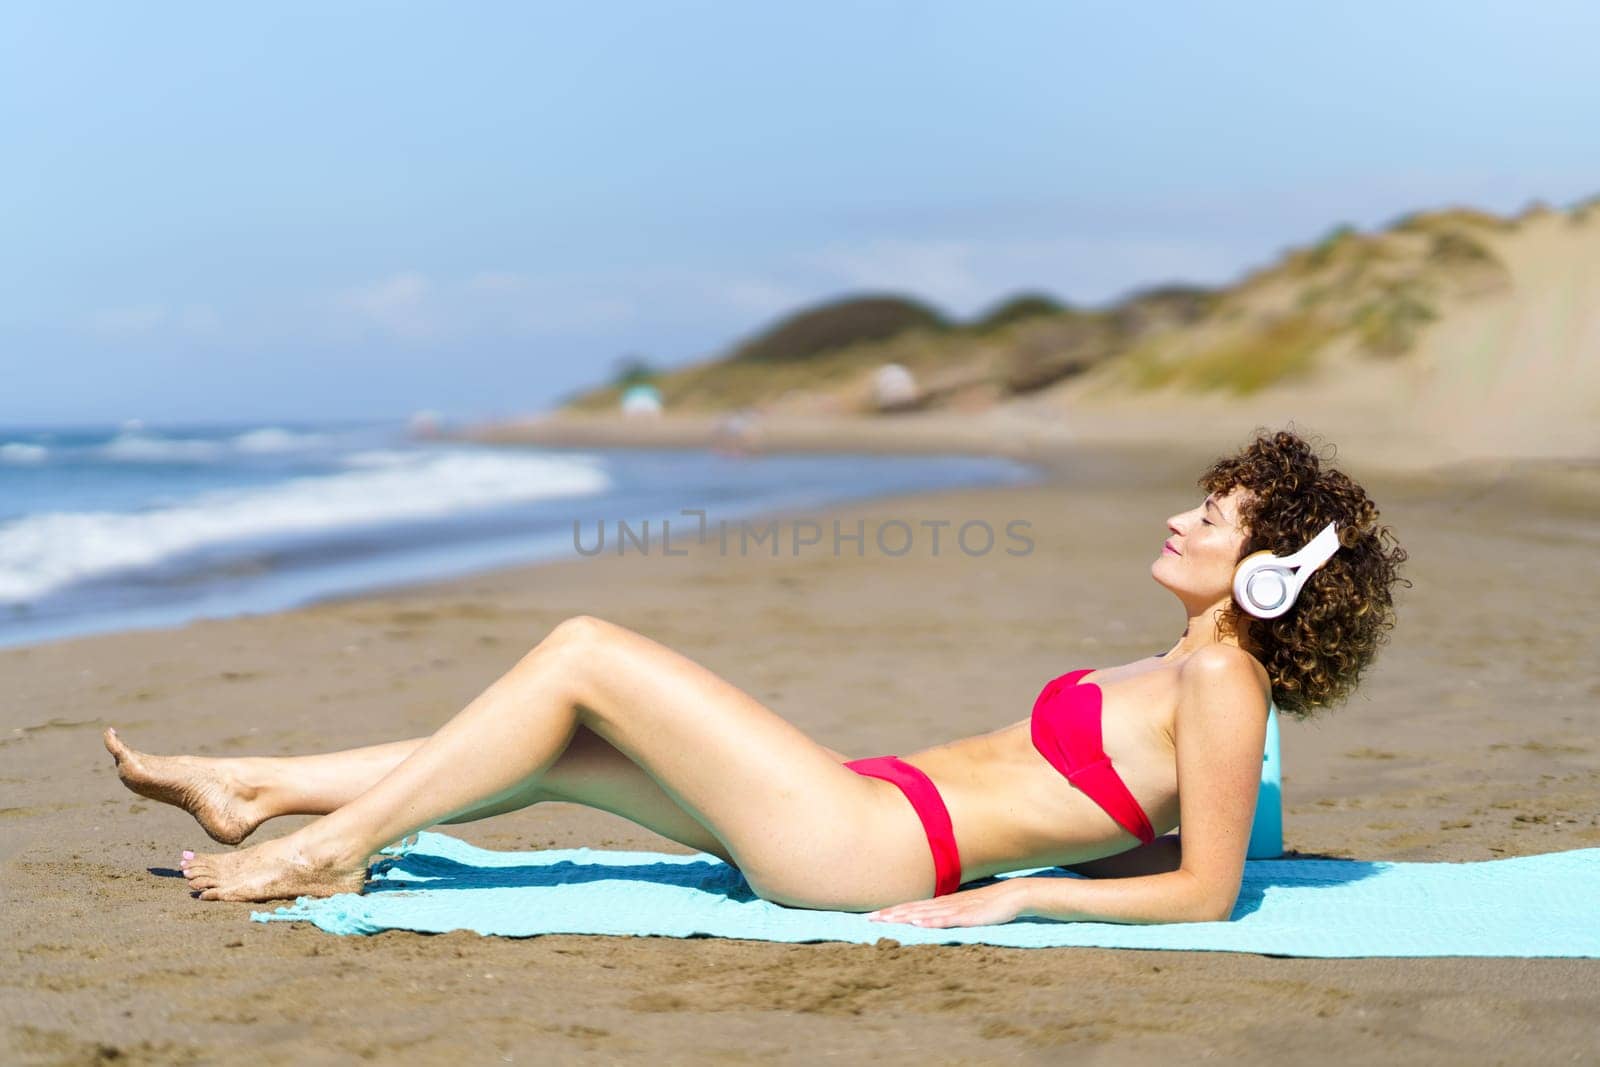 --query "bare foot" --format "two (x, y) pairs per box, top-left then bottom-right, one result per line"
(103, 727), (264, 845)
(179, 833), (370, 902)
